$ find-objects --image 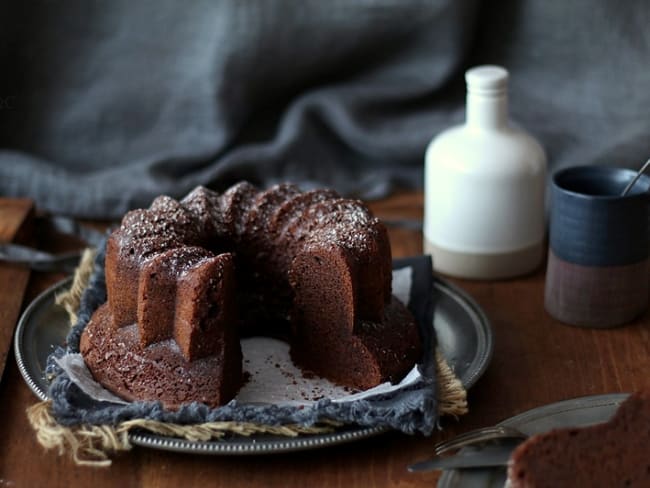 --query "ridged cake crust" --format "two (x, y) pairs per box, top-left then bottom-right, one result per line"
(82, 182), (422, 409)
